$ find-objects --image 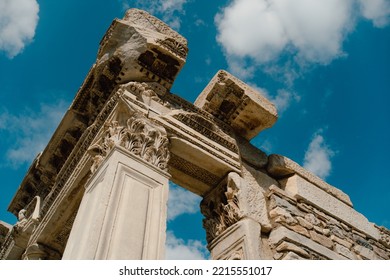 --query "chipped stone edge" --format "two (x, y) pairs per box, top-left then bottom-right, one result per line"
(267, 154), (352, 207)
